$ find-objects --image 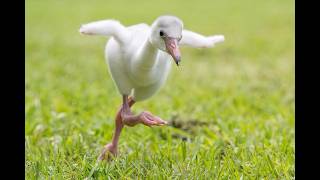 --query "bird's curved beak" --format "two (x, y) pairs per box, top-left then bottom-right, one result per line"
(164, 37), (181, 66)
